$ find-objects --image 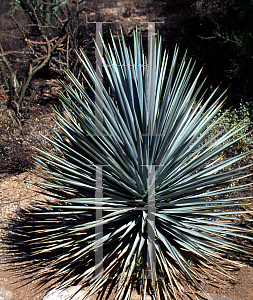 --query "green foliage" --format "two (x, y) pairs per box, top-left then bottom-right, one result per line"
(9, 0), (22, 7)
(18, 0), (68, 26)
(211, 102), (253, 149)
(7, 29), (253, 299)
